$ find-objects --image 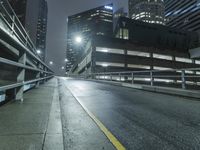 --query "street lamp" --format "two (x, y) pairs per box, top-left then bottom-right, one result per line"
(36, 49), (41, 54)
(62, 66), (65, 70)
(65, 58), (68, 62)
(75, 36), (82, 44)
(49, 61), (53, 65)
